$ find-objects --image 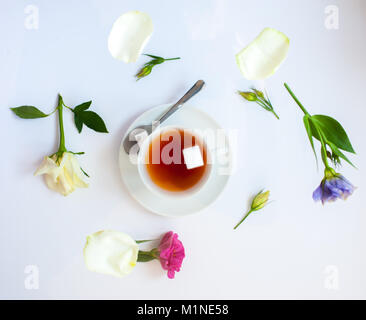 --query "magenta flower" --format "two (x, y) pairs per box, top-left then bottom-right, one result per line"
(136, 231), (185, 279)
(158, 231), (185, 279)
